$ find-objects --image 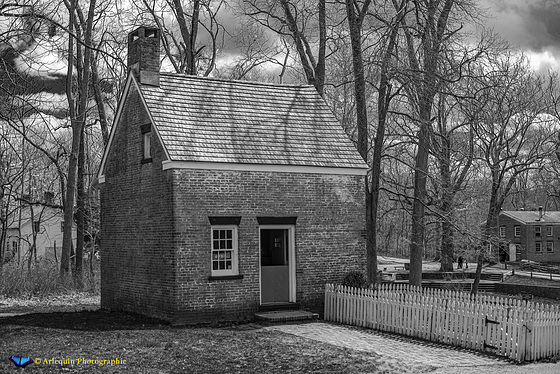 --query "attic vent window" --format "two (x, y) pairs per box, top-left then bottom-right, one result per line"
(141, 124), (152, 163)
